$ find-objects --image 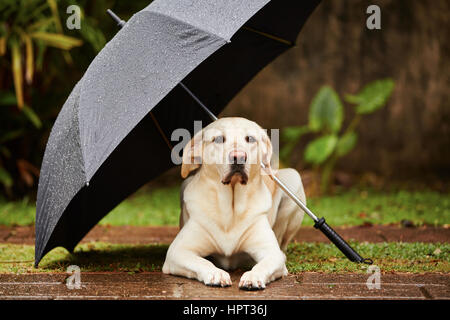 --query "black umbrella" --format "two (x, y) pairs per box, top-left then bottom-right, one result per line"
(35, 0), (371, 266)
